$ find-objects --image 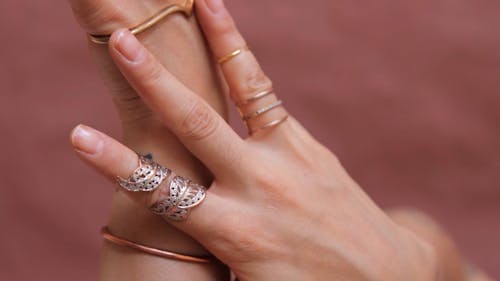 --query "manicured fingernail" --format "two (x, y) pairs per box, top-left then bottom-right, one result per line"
(114, 29), (145, 62)
(71, 125), (103, 155)
(205, 0), (225, 14)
